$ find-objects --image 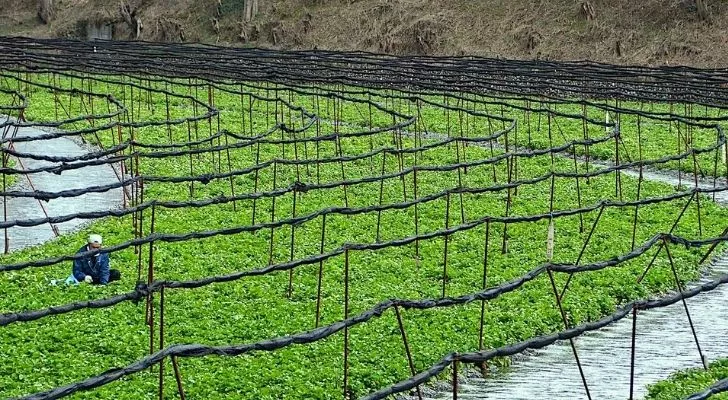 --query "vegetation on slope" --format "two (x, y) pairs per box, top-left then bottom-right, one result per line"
(1, 0), (728, 67)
